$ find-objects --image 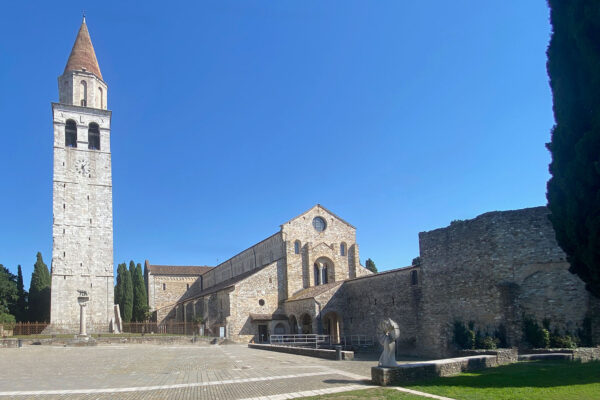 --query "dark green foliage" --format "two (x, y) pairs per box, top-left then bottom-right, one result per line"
(143, 262), (148, 292)
(15, 265), (27, 322)
(550, 332), (577, 349)
(453, 320), (475, 350)
(121, 262), (134, 322)
(494, 324), (508, 348)
(0, 265), (18, 319)
(412, 256), (421, 266)
(365, 258), (377, 273)
(578, 316), (593, 347)
(28, 253), (51, 322)
(0, 312), (16, 329)
(132, 263), (149, 321)
(522, 315), (550, 348)
(114, 263), (126, 317)
(546, 0), (600, 298)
